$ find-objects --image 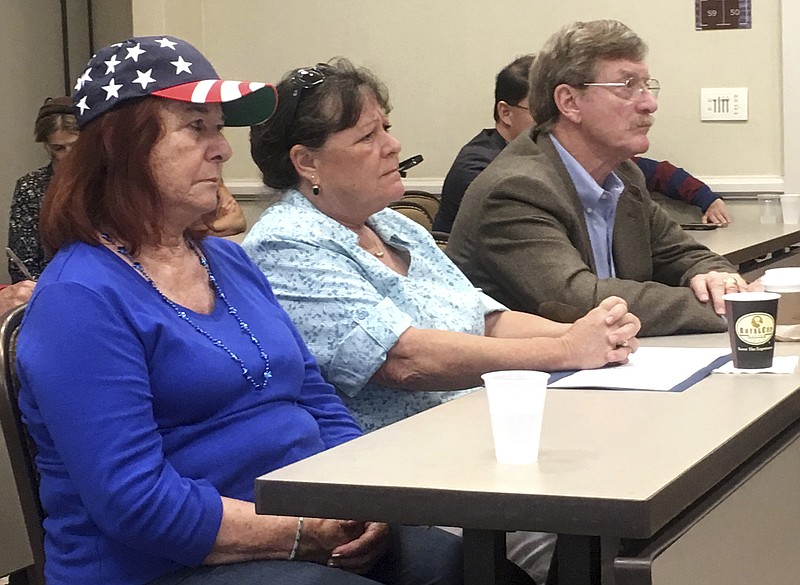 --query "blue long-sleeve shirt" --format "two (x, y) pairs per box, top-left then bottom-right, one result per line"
(17, 237), (361, 585)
